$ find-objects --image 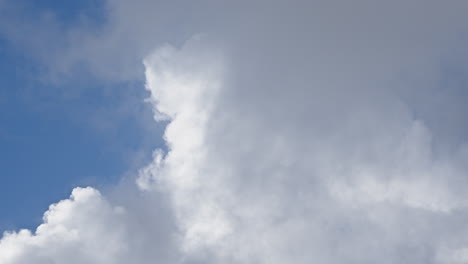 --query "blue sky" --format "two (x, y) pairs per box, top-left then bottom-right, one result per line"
(0, 0), (162, 231)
